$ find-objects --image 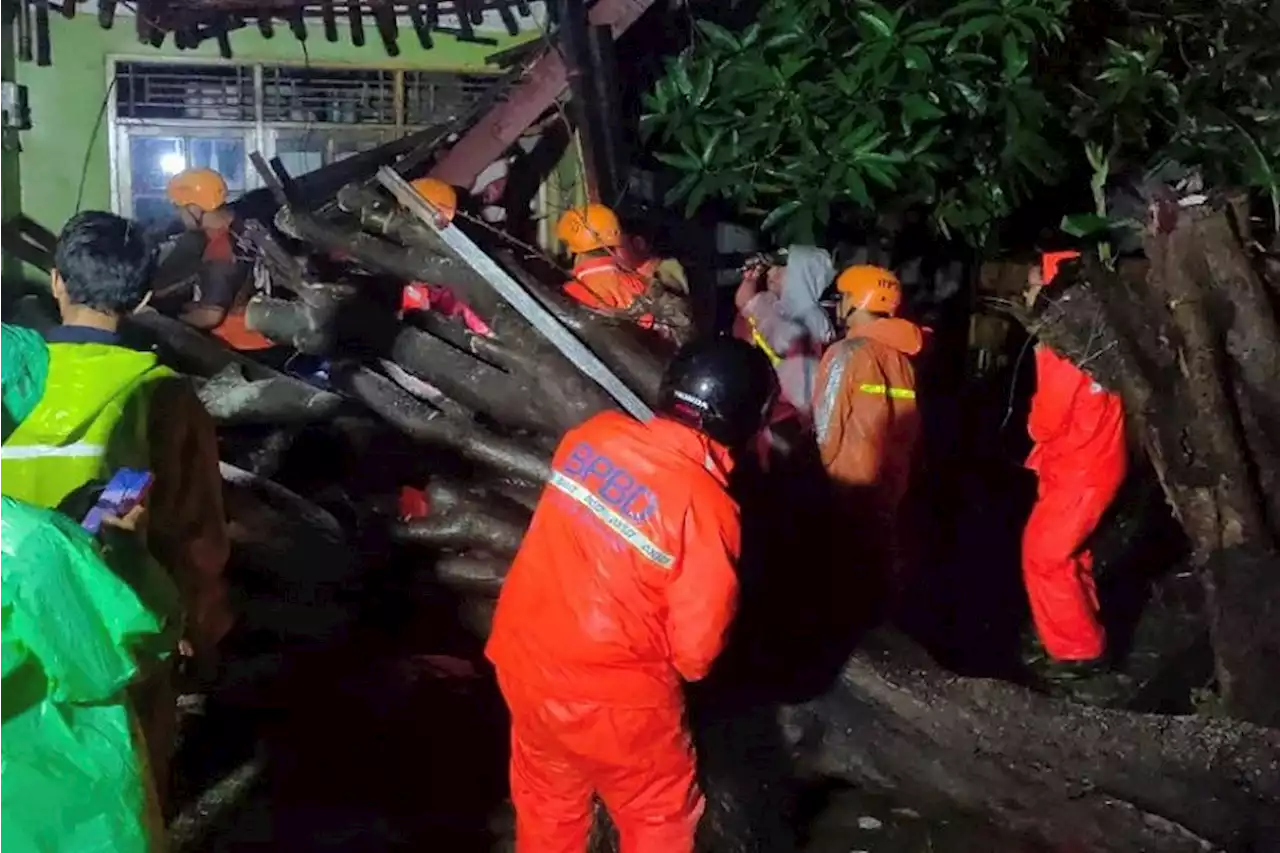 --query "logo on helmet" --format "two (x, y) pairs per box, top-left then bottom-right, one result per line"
(673, 390), (709, 411)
